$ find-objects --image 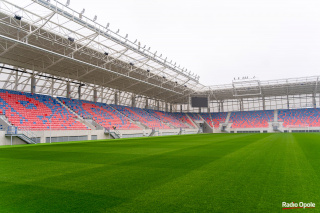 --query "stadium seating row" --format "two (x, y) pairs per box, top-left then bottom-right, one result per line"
(229, 110), (274, 128)
(58, 98), (141, 130)
(111, 105), (171, 129)
(1, 89), (320, 130)
(278, 108), (320, 127)
(0, 89), (88, 130)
